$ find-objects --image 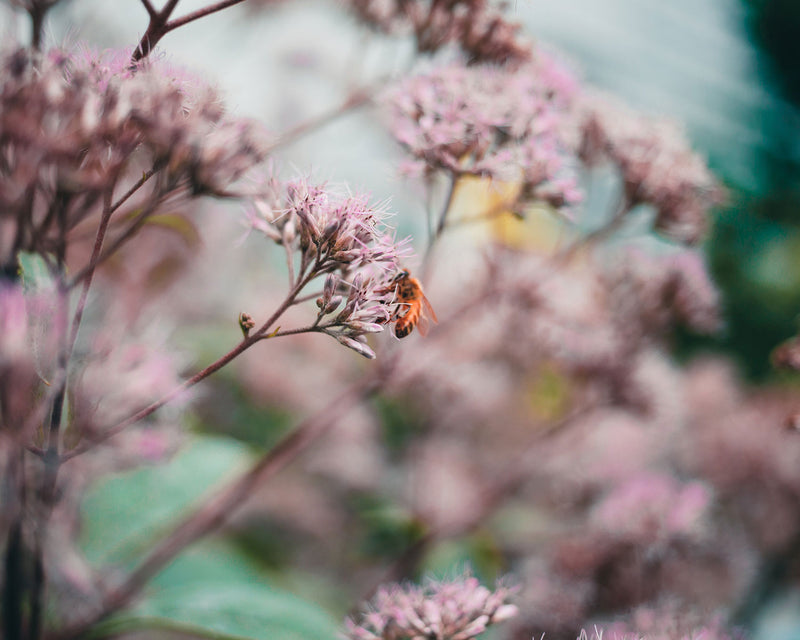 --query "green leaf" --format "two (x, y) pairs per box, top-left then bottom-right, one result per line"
(90, 544), (341, 640)
(132, 583), (340, 640)
(79, 435), (253, 567)
(17, 251), (55, 293)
